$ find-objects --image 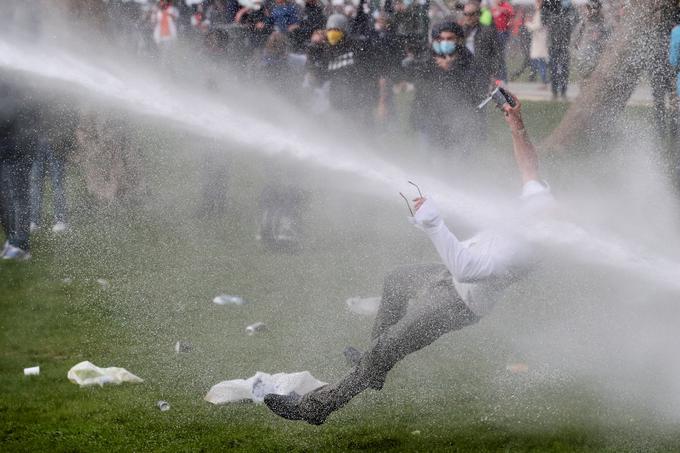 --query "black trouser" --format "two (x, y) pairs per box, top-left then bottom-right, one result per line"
(301, 264), (479, 415)
(0, 155), (32, 251)
(549, 40), (570, 97)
